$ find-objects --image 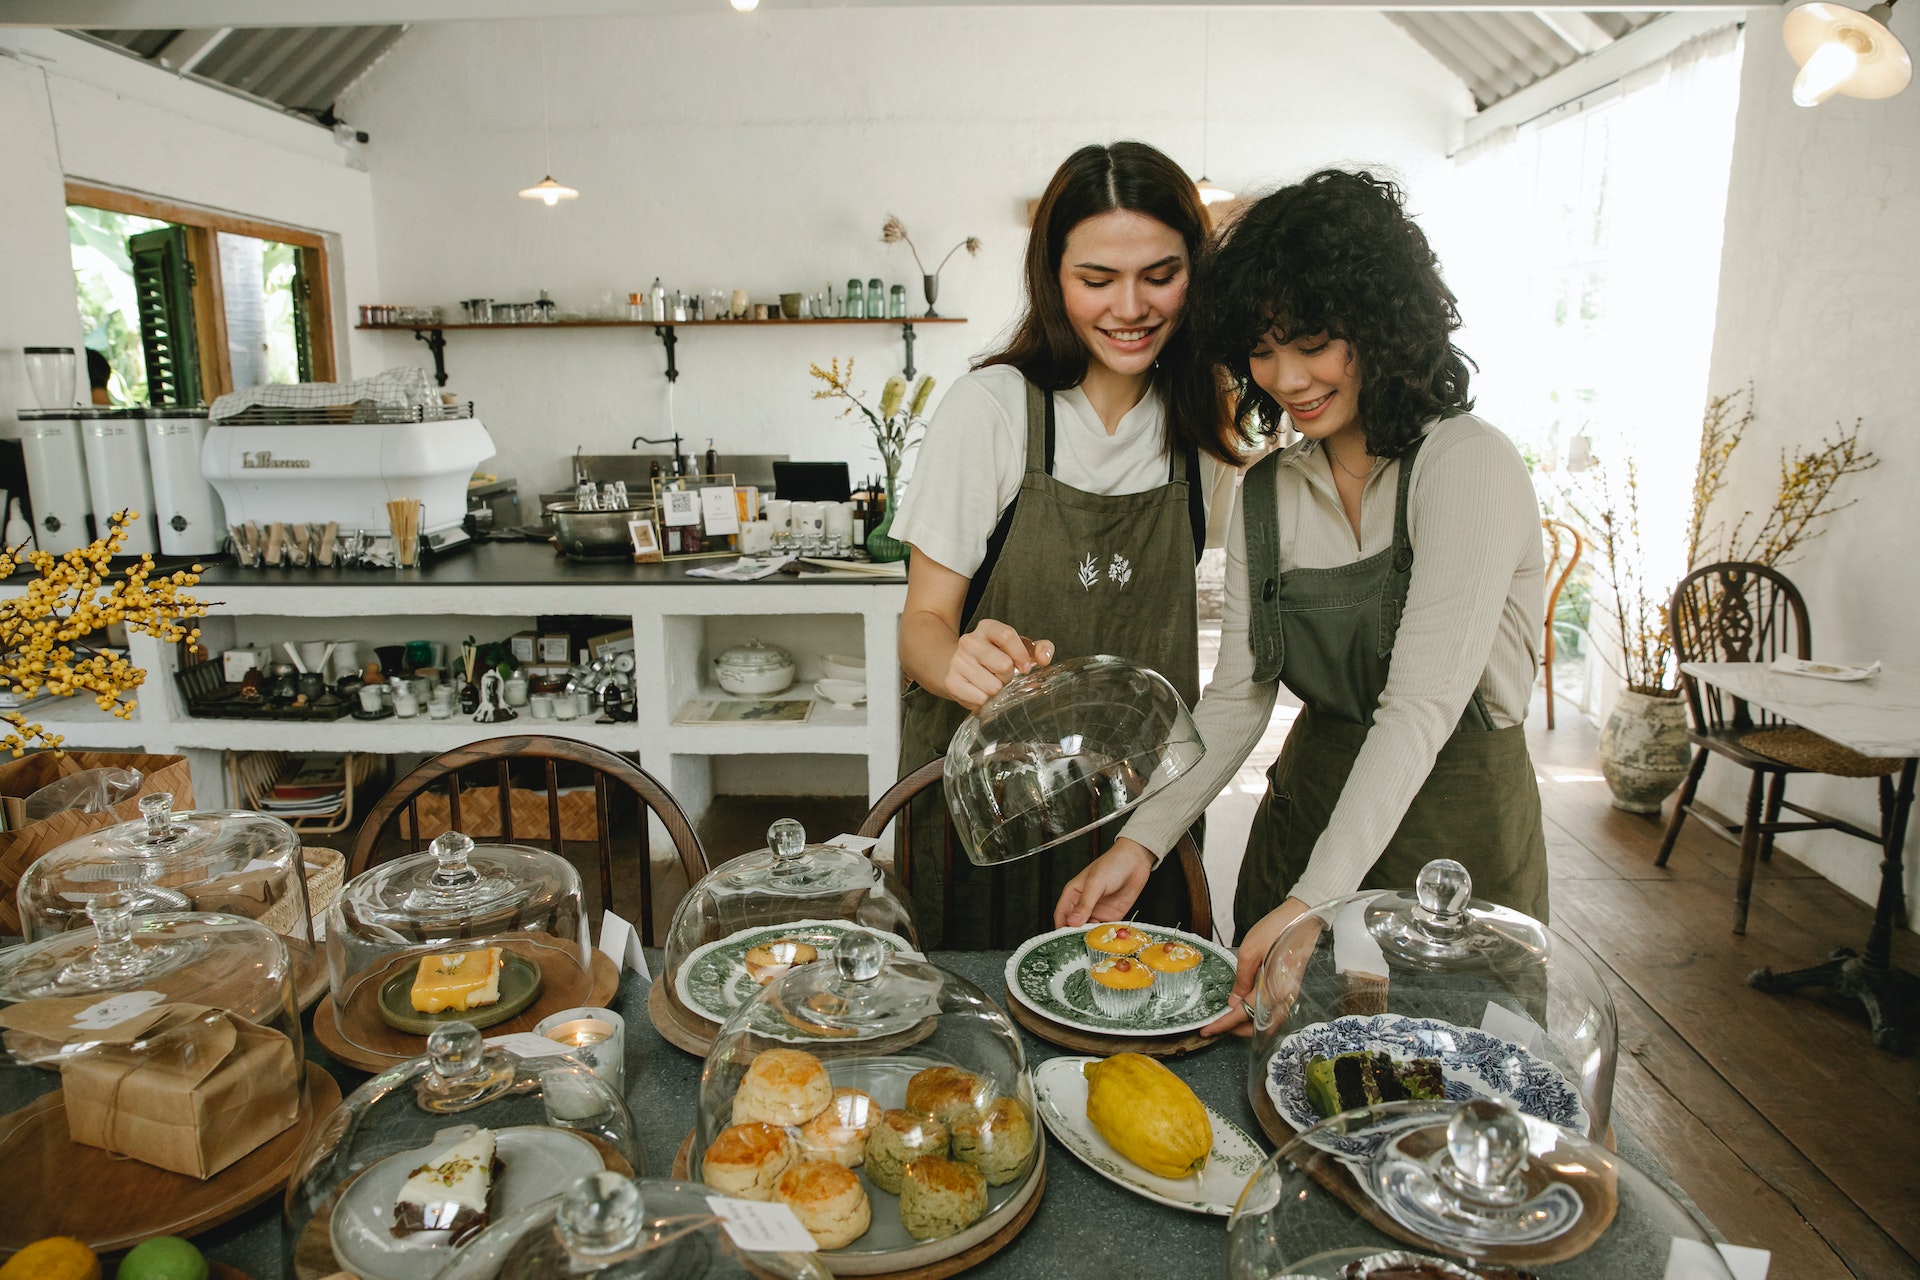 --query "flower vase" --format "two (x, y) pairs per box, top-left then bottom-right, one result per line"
(921, 274), (940, 318)
(866, 472), (909, 563)
(1597, 689), (1692, 813)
